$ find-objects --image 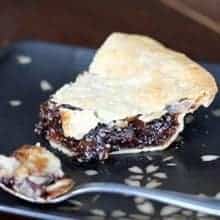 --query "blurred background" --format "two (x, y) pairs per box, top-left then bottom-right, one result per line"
(0, 0), (220, 61)
(1, 0), (220, 219)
